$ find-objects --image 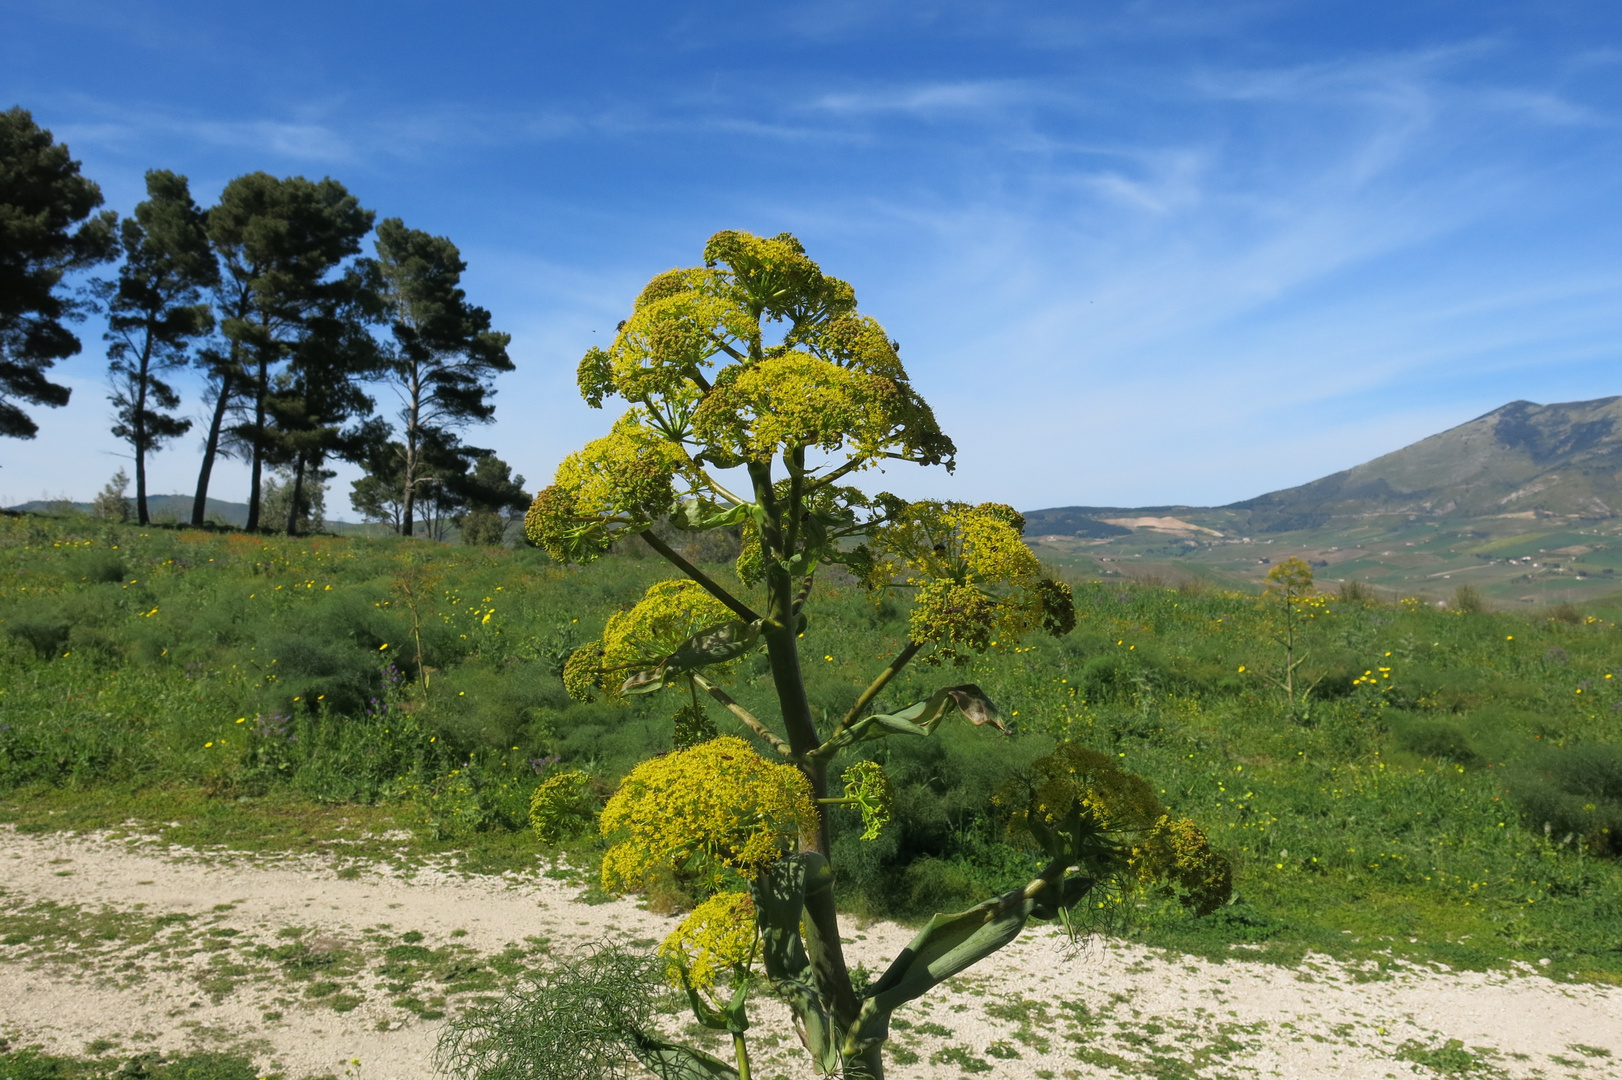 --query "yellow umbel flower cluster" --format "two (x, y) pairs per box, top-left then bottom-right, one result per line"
(601, 579), (734, 678)
(862, 500), (1075, 665)
(948, 503), (1039, 584)
(993, 744), (1233, 916)
(692, 354), (923, 468)
(600, 737), (817, 894)
(560, 580), (737, 704)
(660, 890), (758, 990)
(994, 744), (1163, 872)
(910, 580), (999, 664)
(565, 227), (955, 510)
(1131, 815), (1233, 917)
(588, 269), (757, 404)
(1263, 557), (1316, 601)
(528, 770), (594, 844)
(523, 411), (693, 561)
